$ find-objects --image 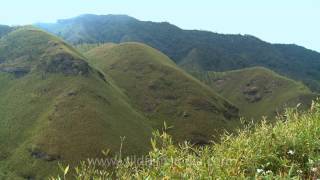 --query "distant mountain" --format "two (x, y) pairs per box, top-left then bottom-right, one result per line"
(190, 67), (317, 119)
(85, 42), (240, 144)
(36, 14), (320, 92)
